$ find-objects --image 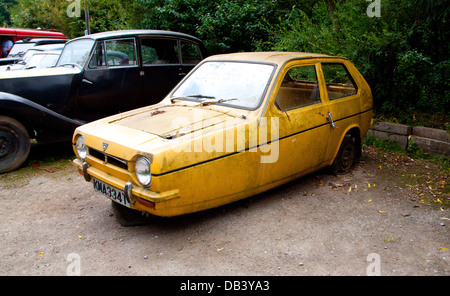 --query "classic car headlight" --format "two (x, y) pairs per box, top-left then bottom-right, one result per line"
(135, 156), (151, 187)
(76, 135), (87, 160)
